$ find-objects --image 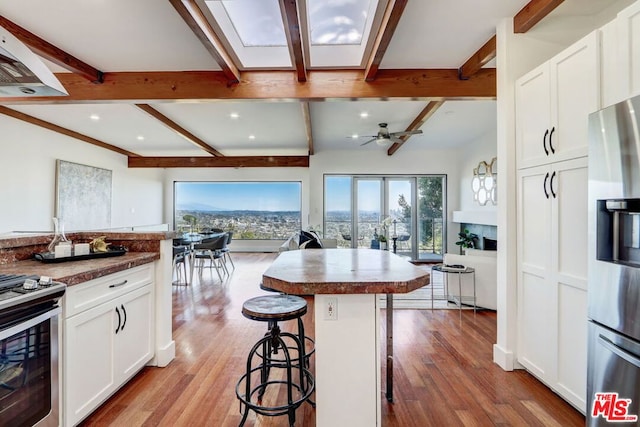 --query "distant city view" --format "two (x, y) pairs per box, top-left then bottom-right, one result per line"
(174, 181), (302, 239)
